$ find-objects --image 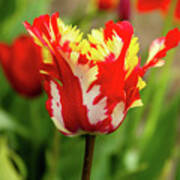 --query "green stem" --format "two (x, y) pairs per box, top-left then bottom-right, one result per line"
(29, 100), (40, 180)
(49, 130), (60, 179)
(82, 135), (96, 180)
(30, 144), (40, 180)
